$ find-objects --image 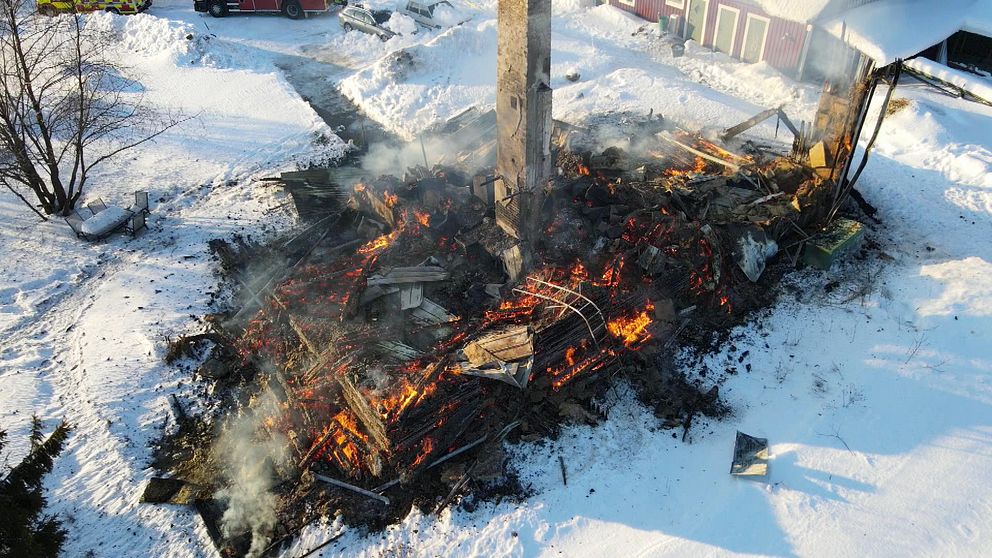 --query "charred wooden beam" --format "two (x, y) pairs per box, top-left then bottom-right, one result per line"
(298, 426), (336, 471)
(286, 313), (319, 357)
(337, 373), (390, 453)
(410, 298), (458, 326)
(367, 266), (450, 286)
(657, 133), (741, 172)
(350, 187), (397, 228)
(722, 106), (799, 141)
